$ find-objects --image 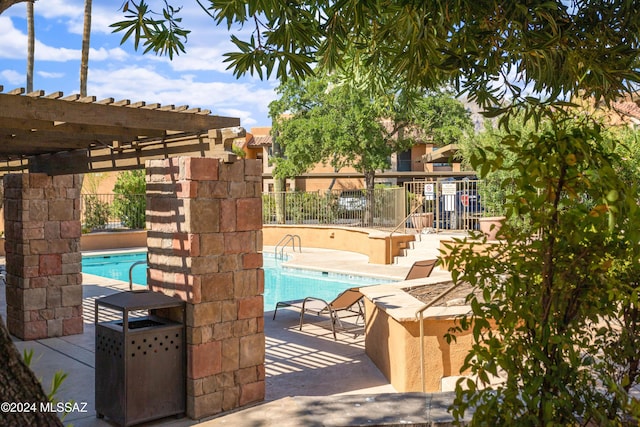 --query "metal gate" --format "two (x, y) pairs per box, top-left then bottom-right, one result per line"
(404, 179), (484, 233)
